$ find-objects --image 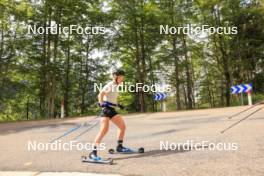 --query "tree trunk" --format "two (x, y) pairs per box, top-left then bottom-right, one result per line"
(51, 7), (61, 118)
(39, 5), (48, 117)
(64, 36), (70, 117)
(170, 0), (181, 110)
(133, 16), (145, 112)
(172, 36), (181, 110)
(139, 12), (147, 112)
(182, 34), (193, 109)
(213, 7), (231, 106)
